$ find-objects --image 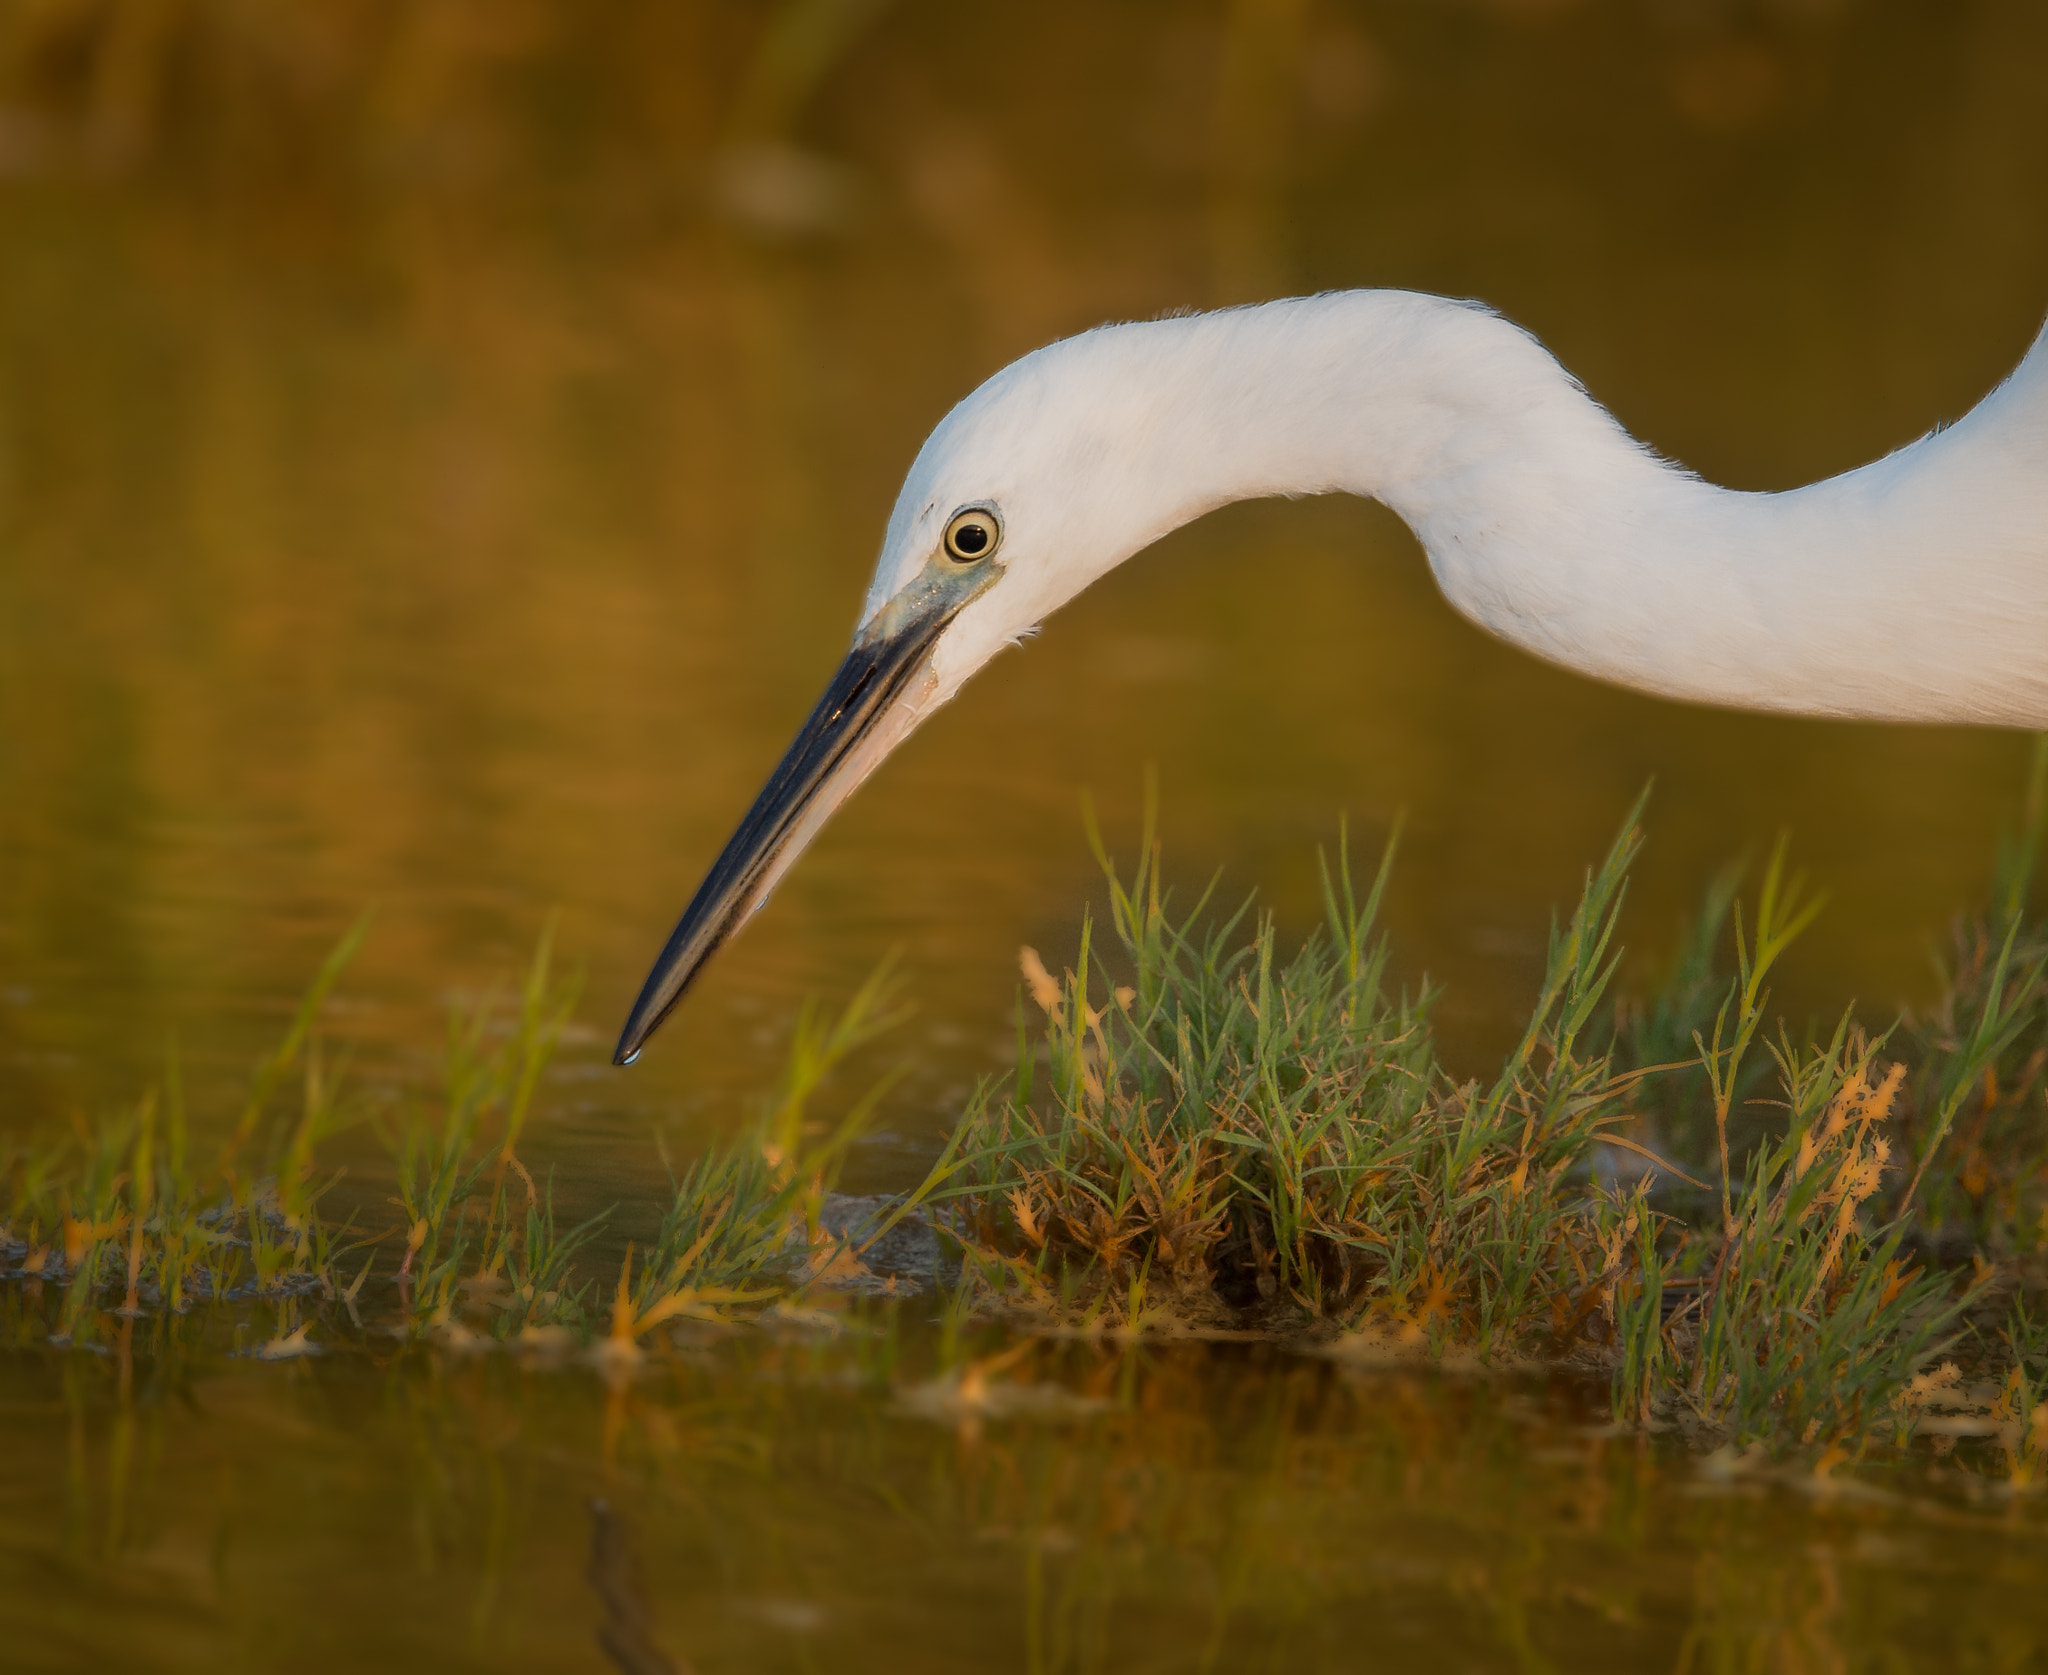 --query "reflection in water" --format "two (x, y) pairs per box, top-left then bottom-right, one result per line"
(589, 1499), (690, 1675)
(4, 1), (2048, 1662)
(3, 1306), (2044, 1672)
